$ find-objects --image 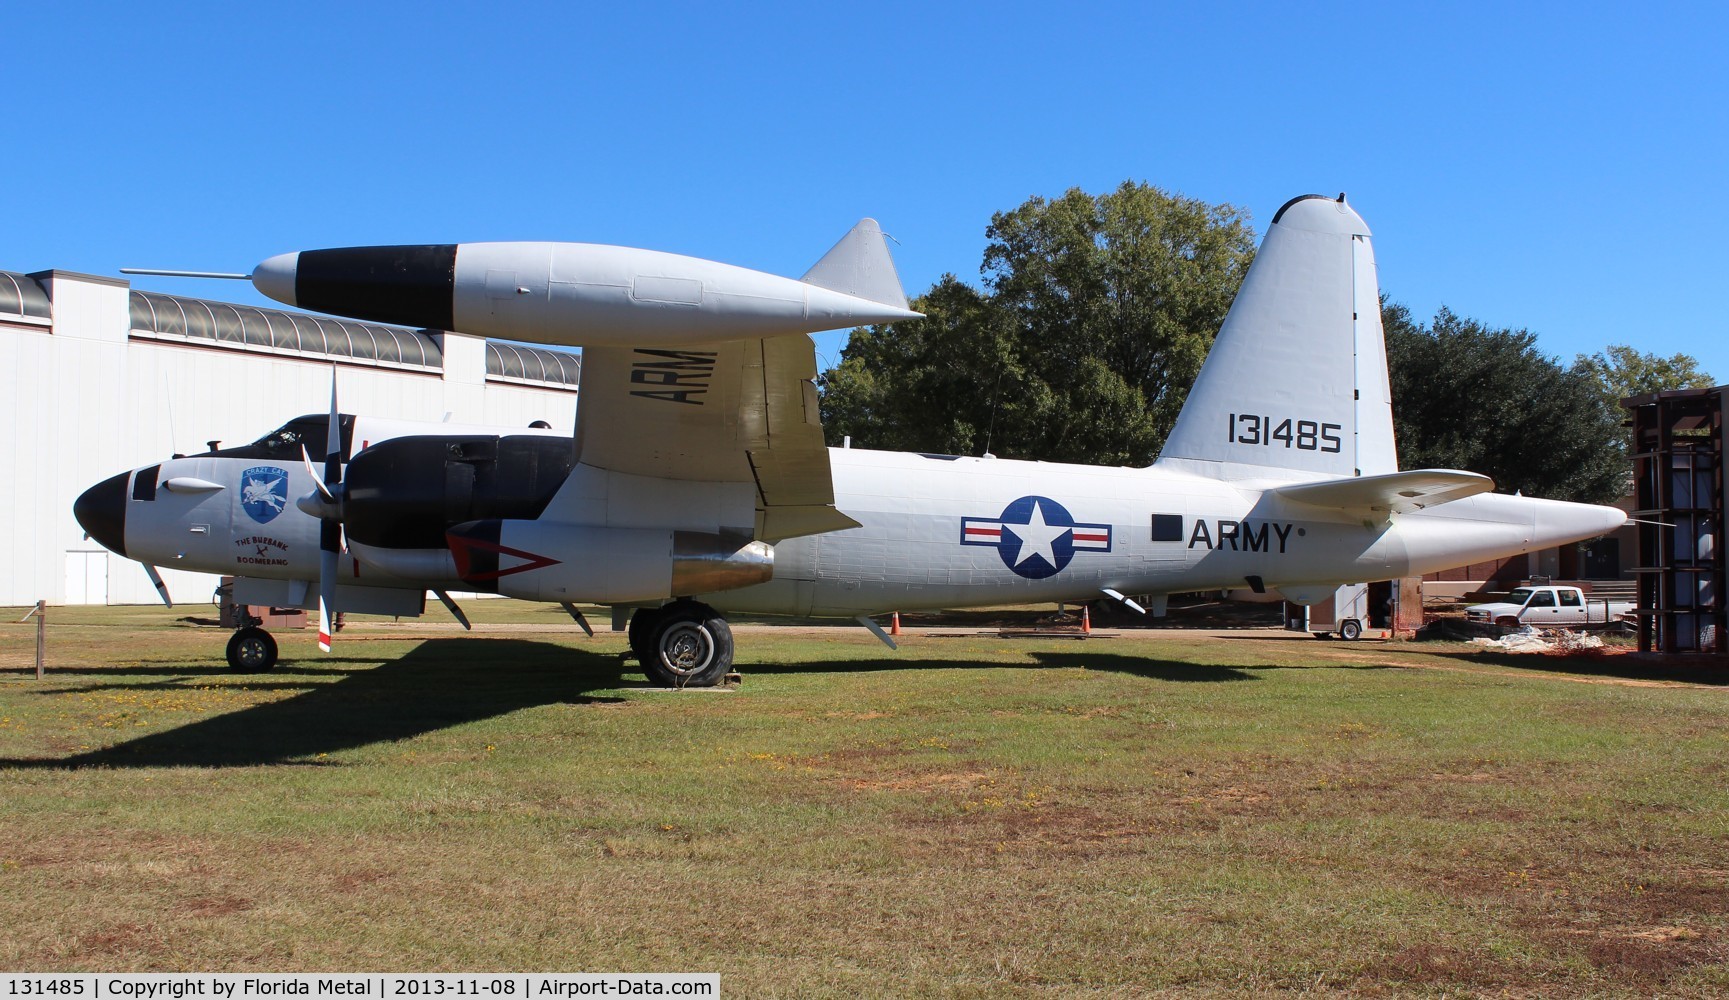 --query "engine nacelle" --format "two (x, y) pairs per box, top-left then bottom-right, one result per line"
(446, 520), (773, 603)
(343, 433), (576, 551)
